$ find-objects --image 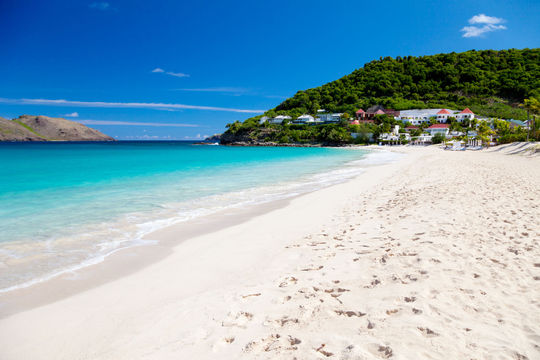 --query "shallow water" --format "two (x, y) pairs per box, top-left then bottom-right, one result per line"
(0, 141), (396, 292)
